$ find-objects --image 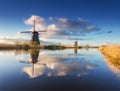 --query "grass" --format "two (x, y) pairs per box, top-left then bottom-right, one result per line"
(0, 43), (40, 49)
(0, 42), (99, 50)
(99, 45), (120, 58)
(99, 45), (120, 69)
